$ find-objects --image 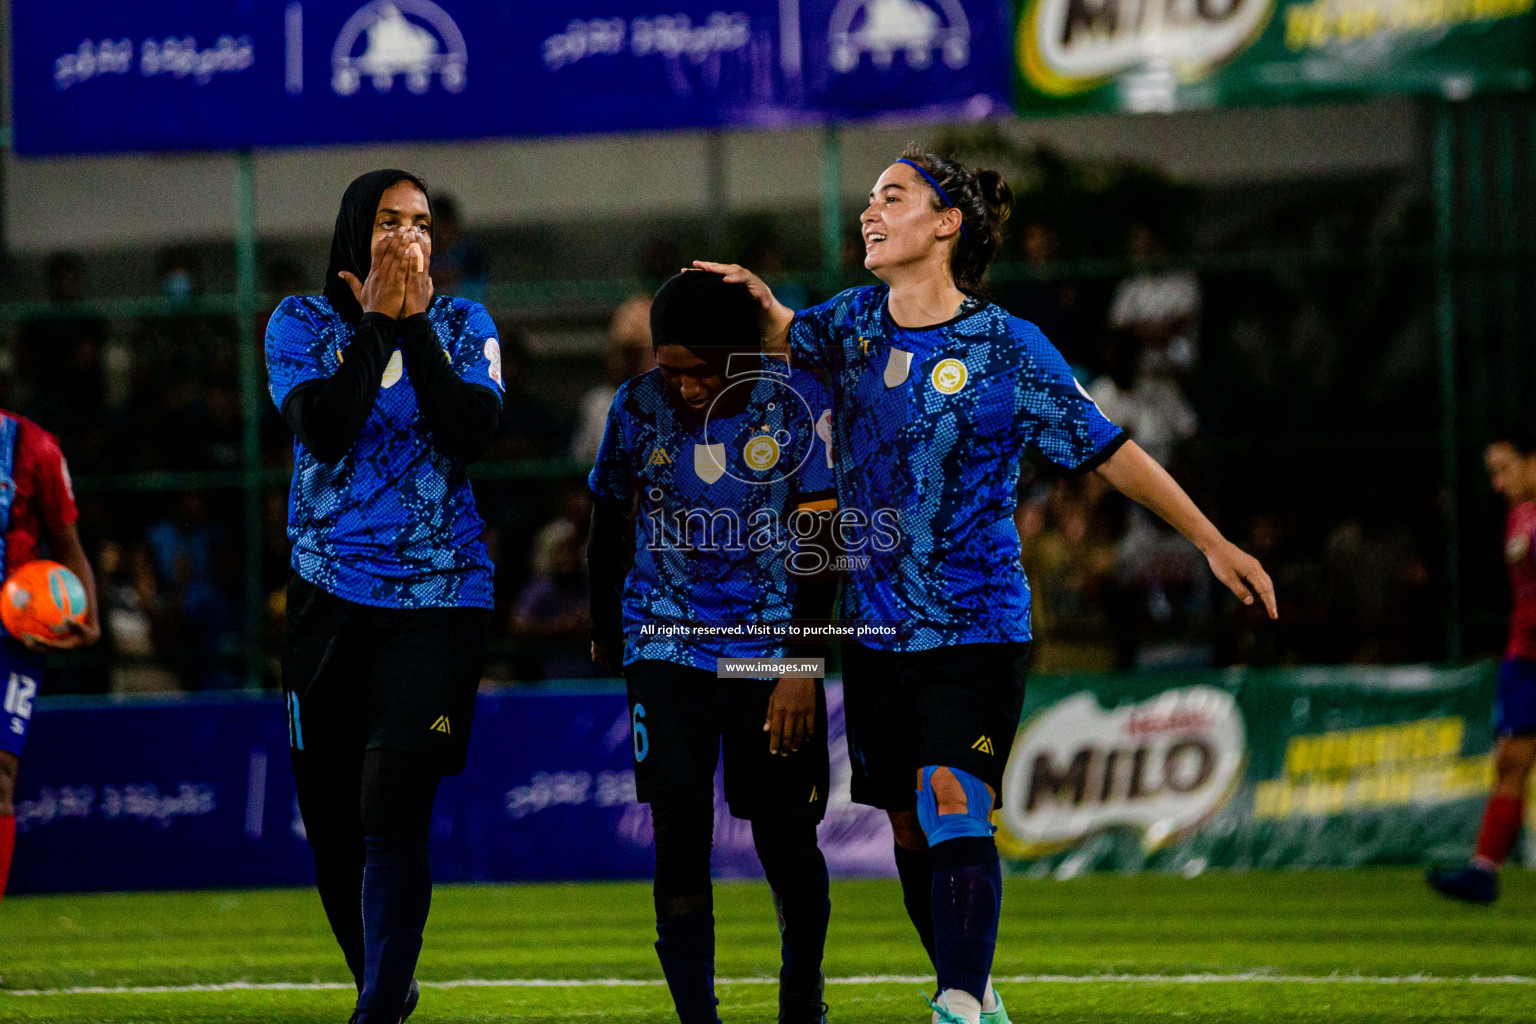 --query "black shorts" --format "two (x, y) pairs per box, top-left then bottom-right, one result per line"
(281, 573), (490, 775)
(841, 641), (1031, 811)
(625, 659), (829, 822)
